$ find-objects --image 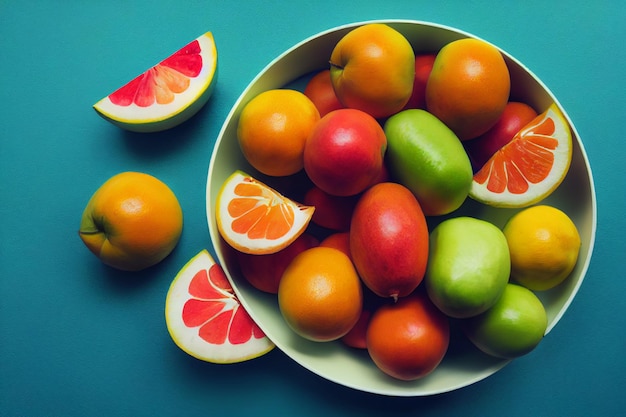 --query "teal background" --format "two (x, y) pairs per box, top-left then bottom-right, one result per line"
(1, 1), (624, 416)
